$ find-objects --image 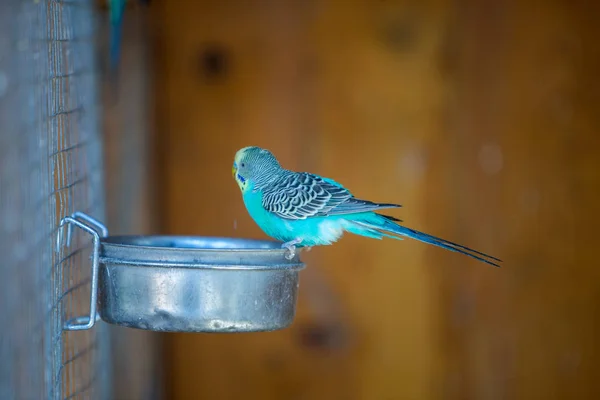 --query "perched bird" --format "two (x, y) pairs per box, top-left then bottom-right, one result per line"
(232, 146), (501, 267)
